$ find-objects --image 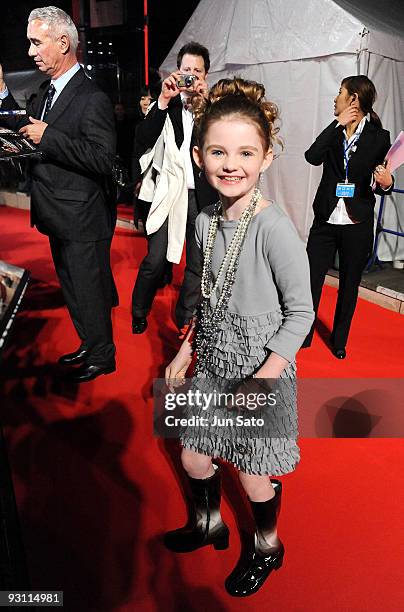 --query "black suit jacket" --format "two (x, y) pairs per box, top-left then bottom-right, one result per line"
(134, 96), (217, 210)
(1, 68), (116, 241)
(305, 119), (393, 223)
